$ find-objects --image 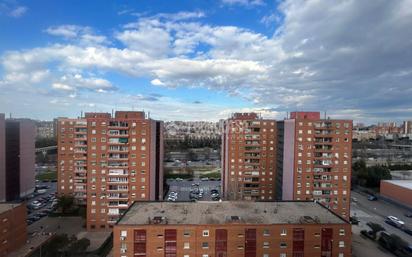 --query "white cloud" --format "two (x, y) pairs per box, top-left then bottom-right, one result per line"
(151, 79), (165, 86)
(9, 6), (27, 17)
(45, 25), (108, 45)
(2, 2), (412, 122)
(52, 83), (74, 91)
(221, 0), (264, 7)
